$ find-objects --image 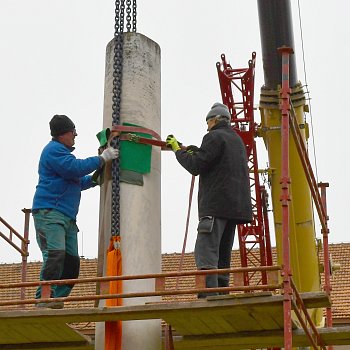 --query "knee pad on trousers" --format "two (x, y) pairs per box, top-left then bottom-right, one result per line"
(42, 250), (65, 280)
(61, 253), (80, 280)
